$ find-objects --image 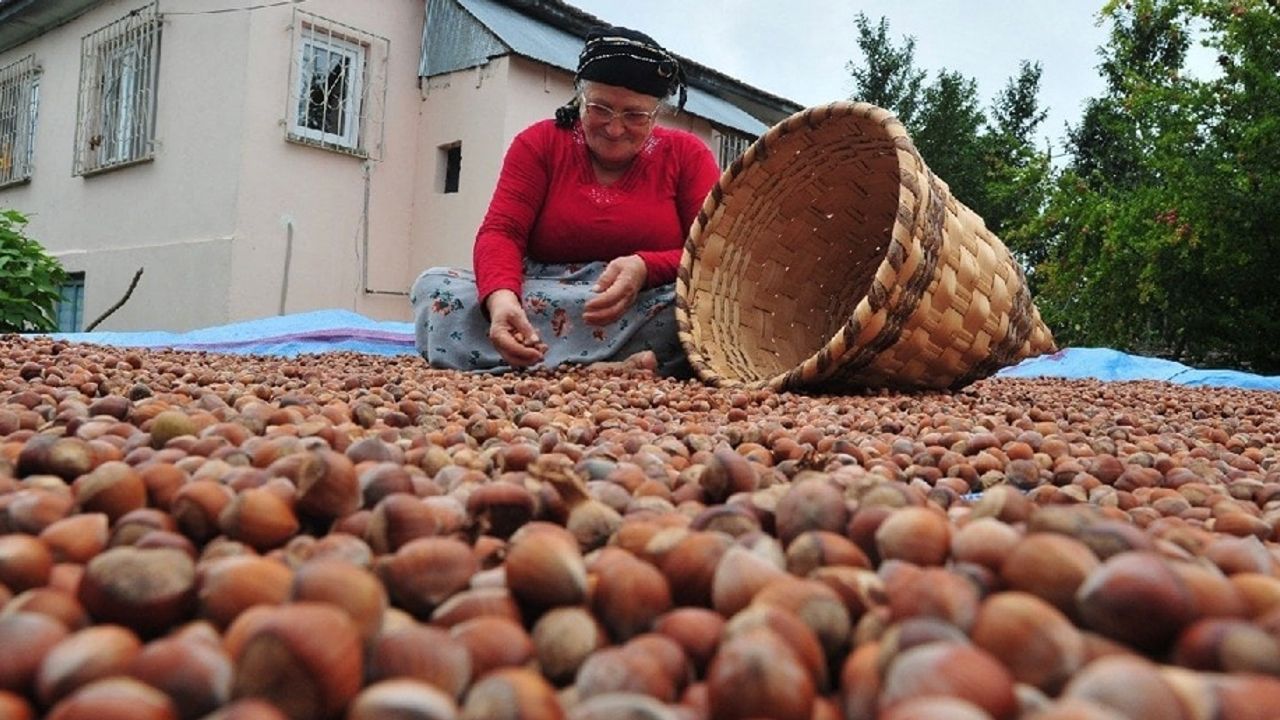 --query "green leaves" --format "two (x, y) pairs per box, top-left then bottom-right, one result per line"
(1032, 0), (1280, 371)
(0, 209), (66, 333)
